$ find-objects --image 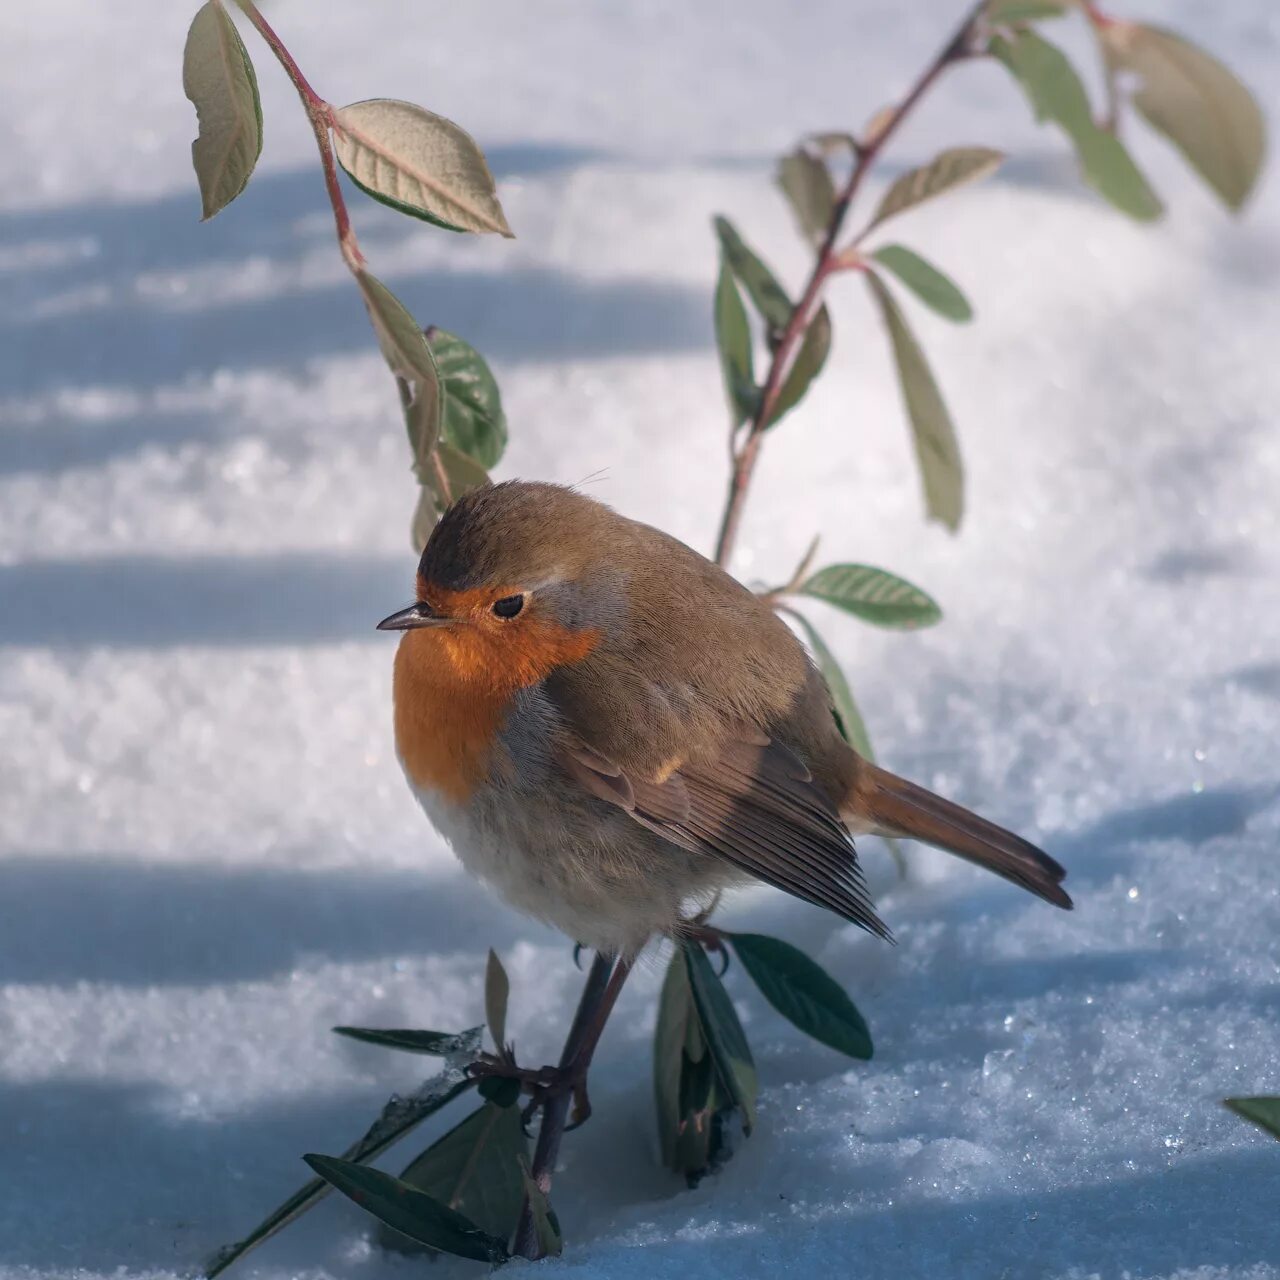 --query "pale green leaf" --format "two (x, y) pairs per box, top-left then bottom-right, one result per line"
(654, 947), (698, 1170)
(777, 149), (837, 247)
(801, 562), (942, 629)
(714, 260), (756, 427)
(303, 1156), (508, 1263)
(653, 947), (725, 1180)
(684, 942), (757, 1133)
(865, 270), (964, 531)
(985, 0), (1070, 23)
(1101, 23), (1265, 211)
(868, 147), (1004, 231)
(767, 305), (832, 427)
(182, 1), (262, 220)
(411, 486), (437, 555)
(382, 1103), (527, 1252)
(484, 948), (510, 1050)
(355, 271), (441, 477)
(990, 30), (1162, 221)
(713, 216), (792, 330)
(782, 608), (876, 762)
(871, 245), (972, 322)
(437, 442), (491, 502)
(332, 98), (513, 236)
